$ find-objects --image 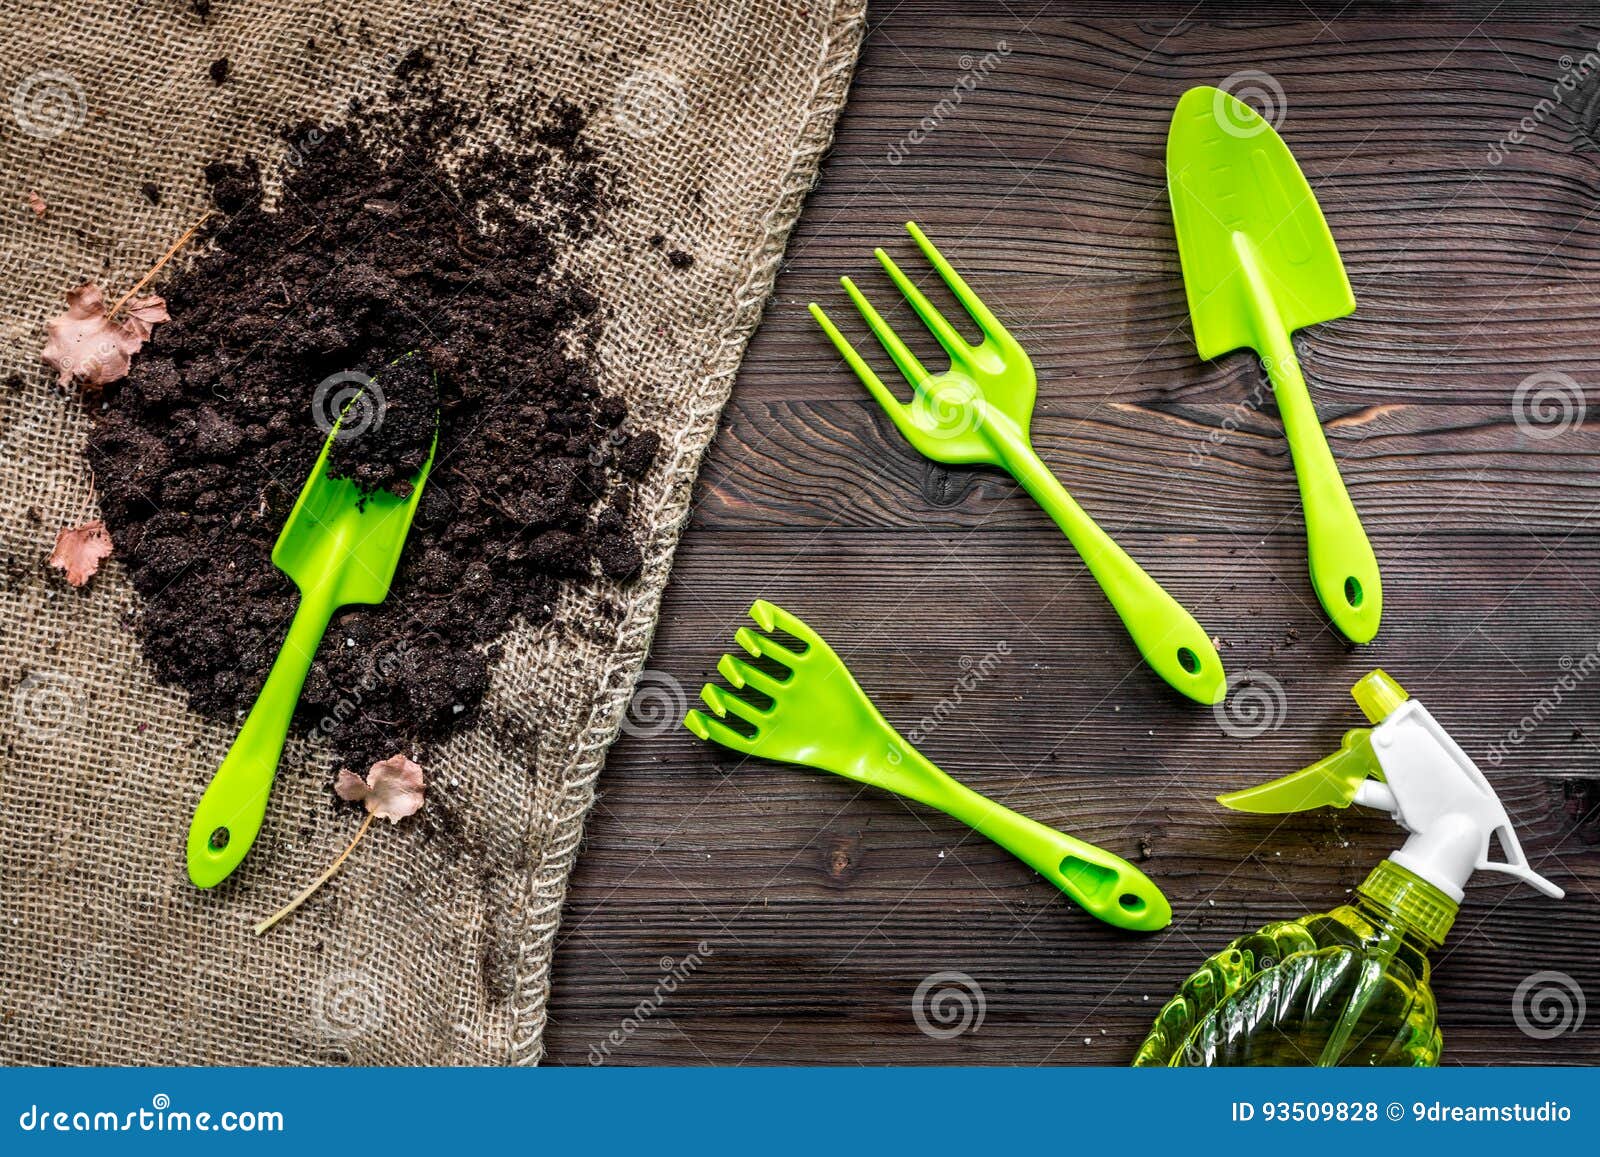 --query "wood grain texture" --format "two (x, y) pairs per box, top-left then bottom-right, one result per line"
(544, 2), (1600, 1066)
